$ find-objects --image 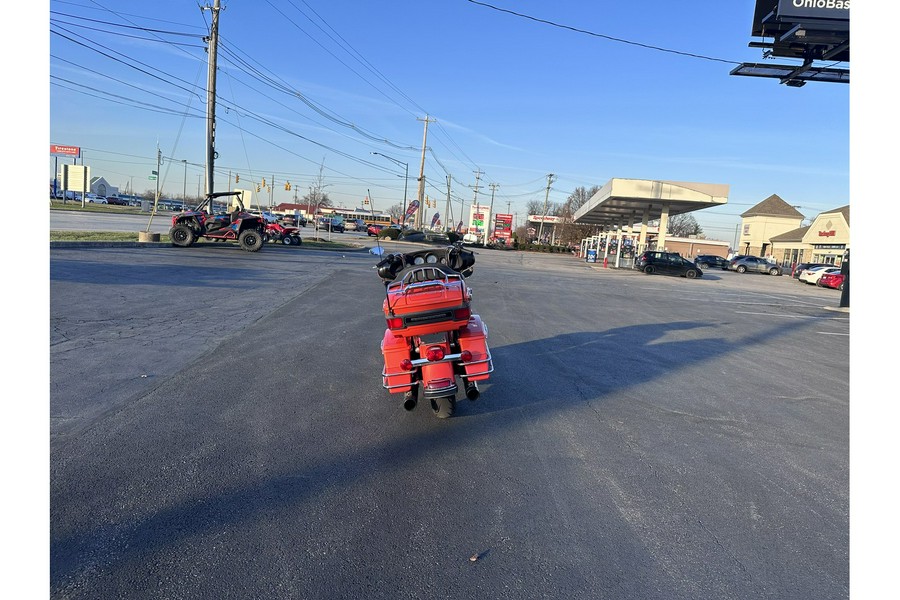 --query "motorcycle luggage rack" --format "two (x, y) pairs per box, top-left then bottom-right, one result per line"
(388, 267), (463, 293)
